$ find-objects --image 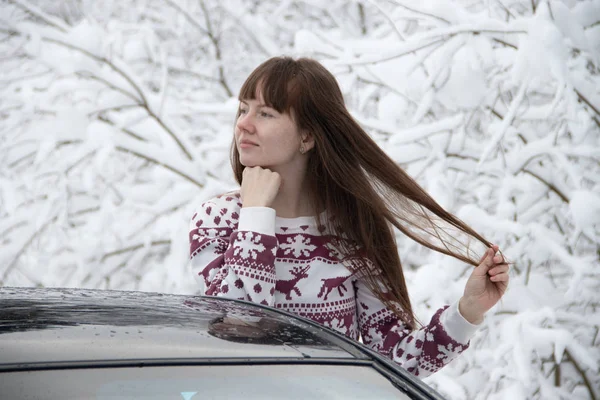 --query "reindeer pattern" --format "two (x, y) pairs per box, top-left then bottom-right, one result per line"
(275, 265), (311, 300)
(317, 275), (350, 301)
(191, 193), (472, 377)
